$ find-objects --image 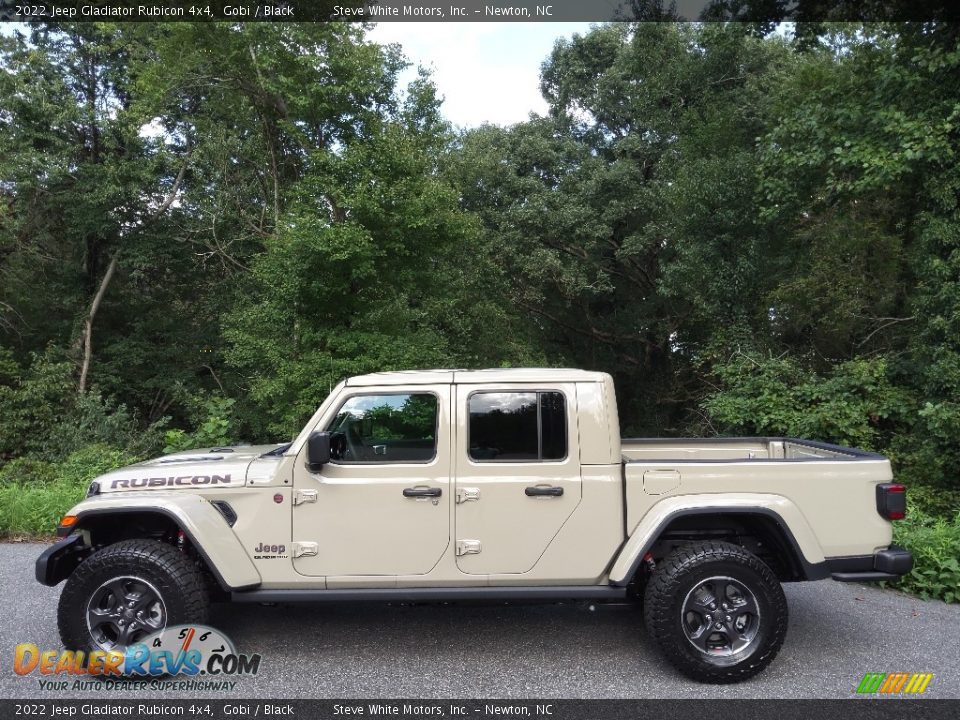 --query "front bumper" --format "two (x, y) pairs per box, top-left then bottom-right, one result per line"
(829, 545), (913, 582)
(35, 533), (89, 587)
